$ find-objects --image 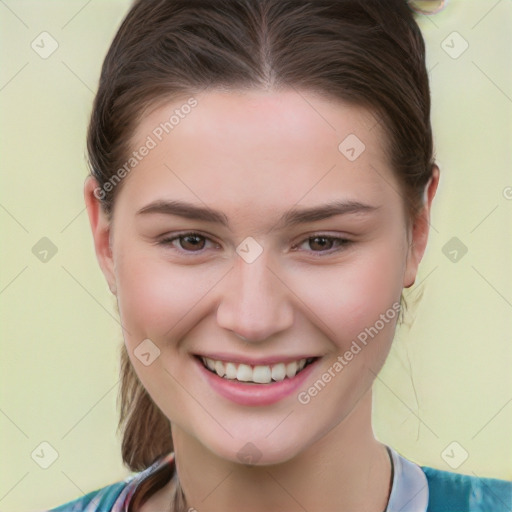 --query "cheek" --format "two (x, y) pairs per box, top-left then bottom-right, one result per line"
(113, 248), (219, 345)
(291, 238), (406, 351)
